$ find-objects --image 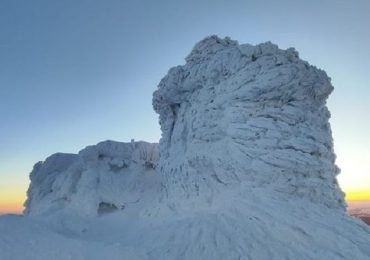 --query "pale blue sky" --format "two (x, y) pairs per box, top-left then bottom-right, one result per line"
(1, 0), (369, 204)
